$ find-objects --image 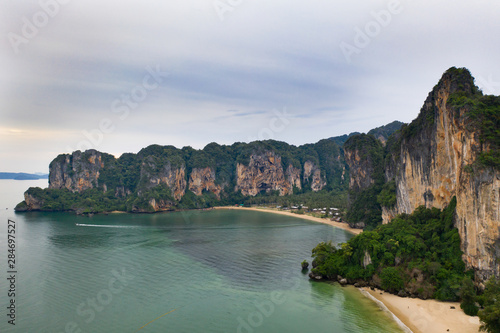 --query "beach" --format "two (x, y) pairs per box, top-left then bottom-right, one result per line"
(214, 206), (363, 235)
(215, 206), (481, 333)
(362, 288), (480, 333)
